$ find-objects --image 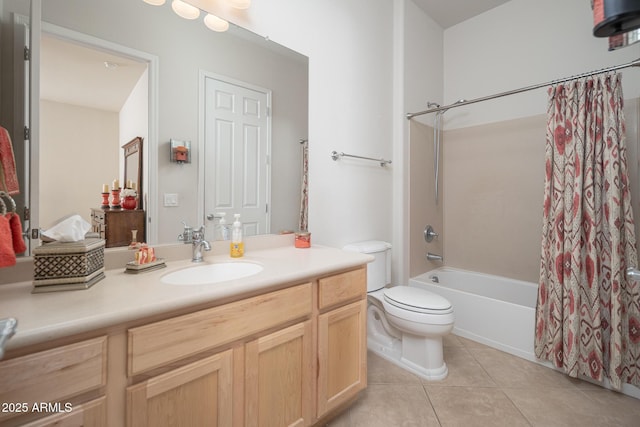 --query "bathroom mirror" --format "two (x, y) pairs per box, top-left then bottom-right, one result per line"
(0, 0), (308, 254)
